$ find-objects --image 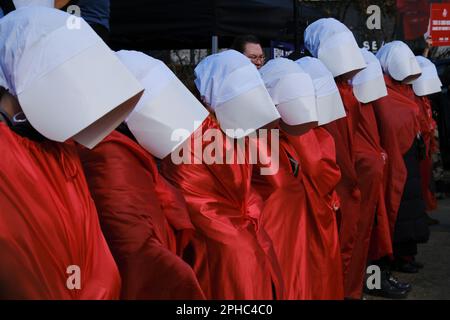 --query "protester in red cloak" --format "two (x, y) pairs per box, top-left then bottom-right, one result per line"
(345, 49), (392, 299)
(374, 41), (430, 276)
(77, 50), (208, 300)
(411, 56), (443, 212)
(305, 18), (376, 299)
(0, 7), (144, 299)
(255, 58), (344, 299)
